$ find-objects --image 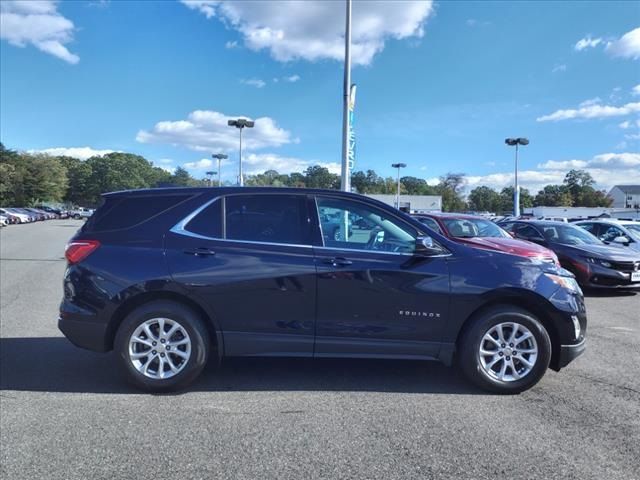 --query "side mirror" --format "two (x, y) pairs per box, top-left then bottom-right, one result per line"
(415, 236), (443, 256)
(613, 236), (630, 245)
